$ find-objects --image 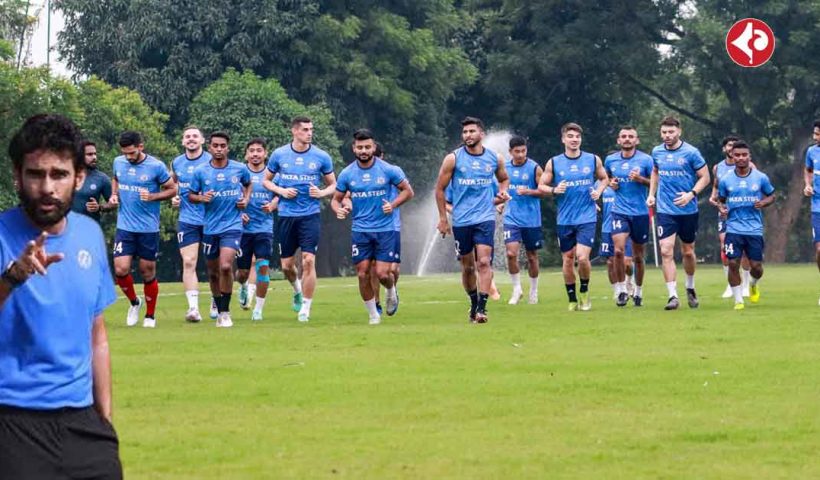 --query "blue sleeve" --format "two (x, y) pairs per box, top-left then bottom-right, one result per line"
(643, 156), (654, 176)
(241, 166), (251, 186)
(604, 158), (612, 176)
(762, 174), (775, 196)
(190, 170), (201, 193)
(156, 161), (171, 185)
(718, 178), (727, 199)
(390, 166), (407, 186)
(321, 152), (334, 175)
(112, 159), (120, 181)
(806, 149), (813, 169)
(94, 228), (117, 317)
(690, 149), (706, 170)
(335, 170), (348, 193)
(0, 233), (9, 269)
(101, 174), (112, 200)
